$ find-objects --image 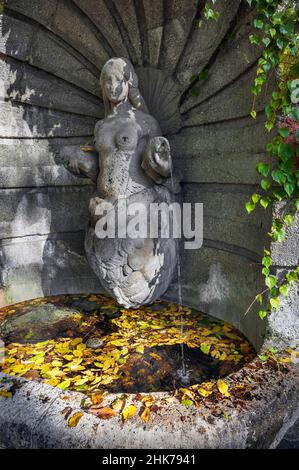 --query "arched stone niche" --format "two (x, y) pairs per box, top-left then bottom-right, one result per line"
(0, 0), (298, 351)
